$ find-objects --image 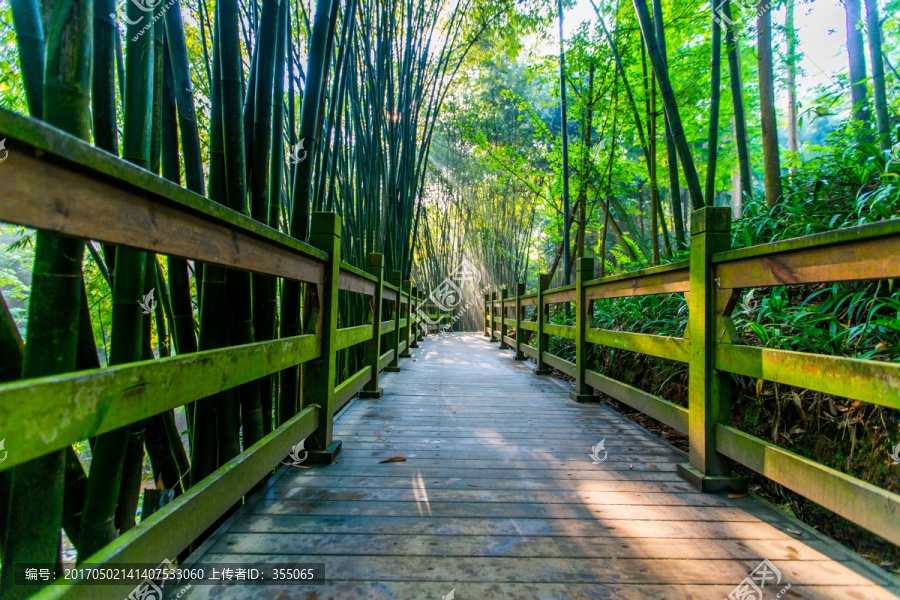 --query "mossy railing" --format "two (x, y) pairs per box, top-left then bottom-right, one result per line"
(486, 206), (900, 547)
(0, 110), (421, 598)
